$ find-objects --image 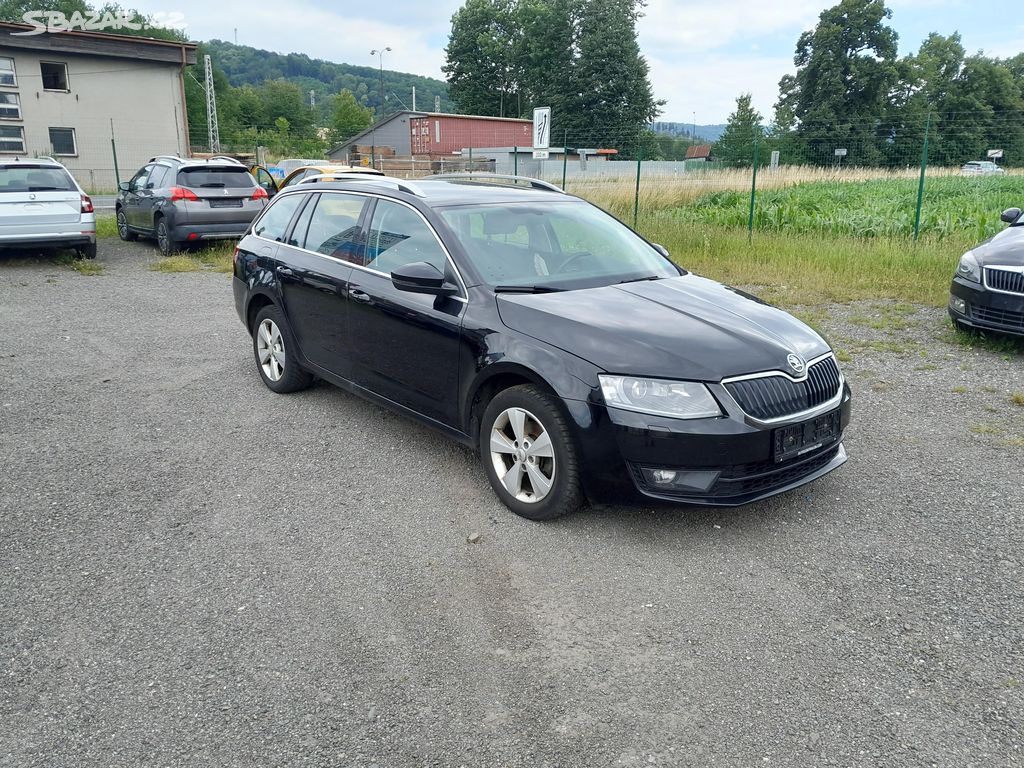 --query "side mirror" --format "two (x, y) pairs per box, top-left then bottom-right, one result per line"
(391, 261), (458, 296)
(118, 181), (130, 192)
(652, 243), (670, 258)
(1000, 207), (1022, 224)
